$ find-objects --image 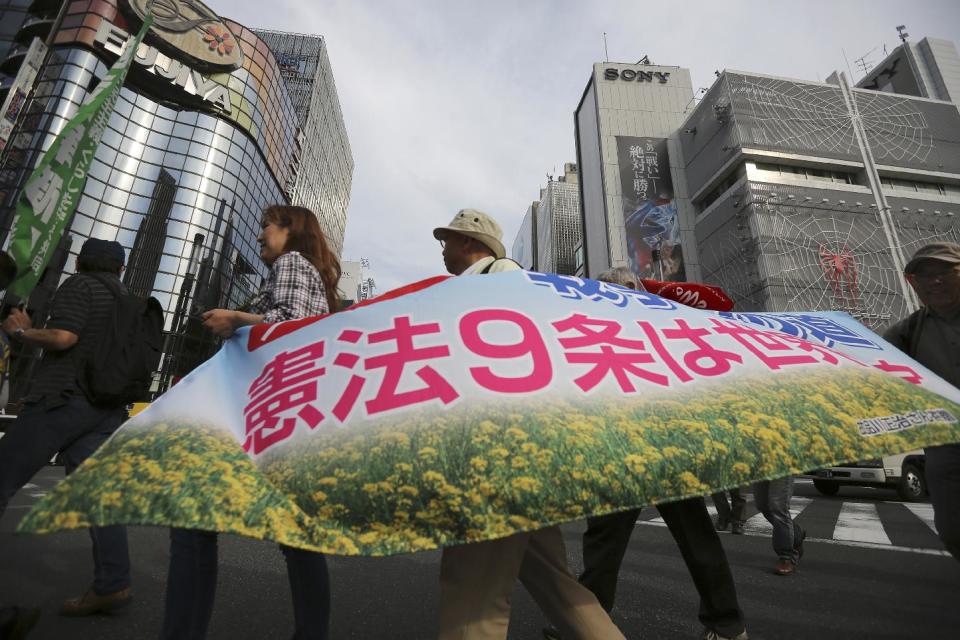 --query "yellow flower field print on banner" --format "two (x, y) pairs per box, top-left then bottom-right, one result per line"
(19, 272), (960, 556)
